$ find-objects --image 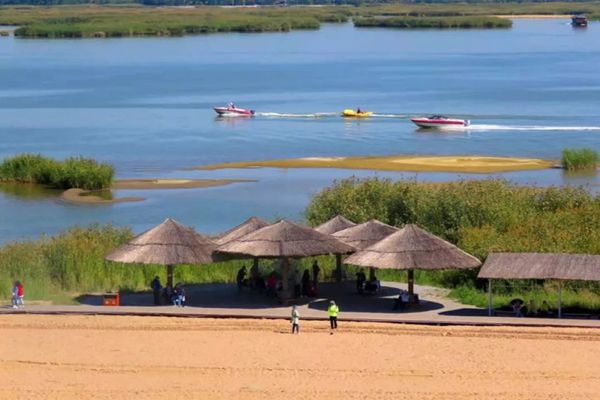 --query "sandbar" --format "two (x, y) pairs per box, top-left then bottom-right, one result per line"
(0, 315), (598, 400)
(197, 155), (554, 174)
(495, 14), (572, 19)
(61, 179), (253, 204)
(113, 178), (254, 190)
